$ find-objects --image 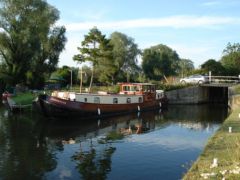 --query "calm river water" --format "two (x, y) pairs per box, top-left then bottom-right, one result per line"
(0, 104), (228, 180)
